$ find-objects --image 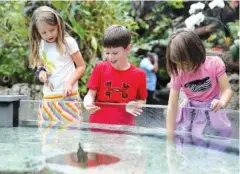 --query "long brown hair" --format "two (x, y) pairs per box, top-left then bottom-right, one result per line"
(29, 6), (67, 69)
(166, 28), (206, 76)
